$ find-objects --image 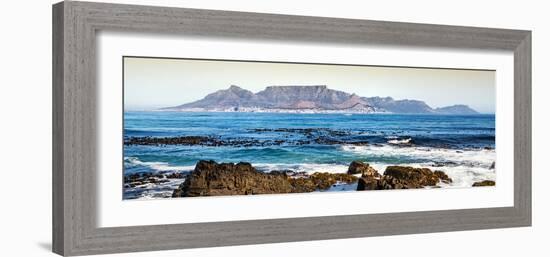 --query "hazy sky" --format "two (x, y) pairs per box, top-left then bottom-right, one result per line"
(124, 57), (495, 113)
